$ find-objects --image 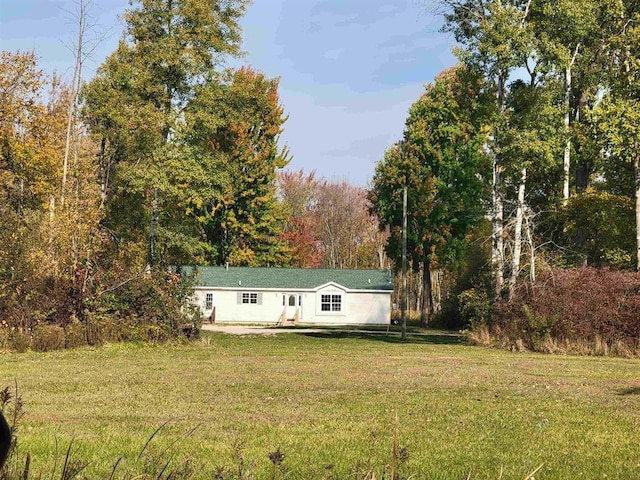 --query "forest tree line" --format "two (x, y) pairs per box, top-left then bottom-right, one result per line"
(369, 0), (640, 351)
(1, 0), (639, 353)
(0, 0), (386, 350)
